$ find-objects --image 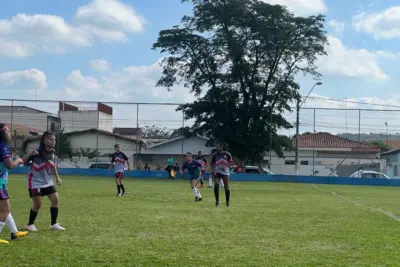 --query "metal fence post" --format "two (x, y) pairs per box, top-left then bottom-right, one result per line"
(181, 110), (184, 163)
(313, 108), (316, 176)
(136, 103), (139, 169)
(95, 102), (99, 167)
(358, 109), (361, 142)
